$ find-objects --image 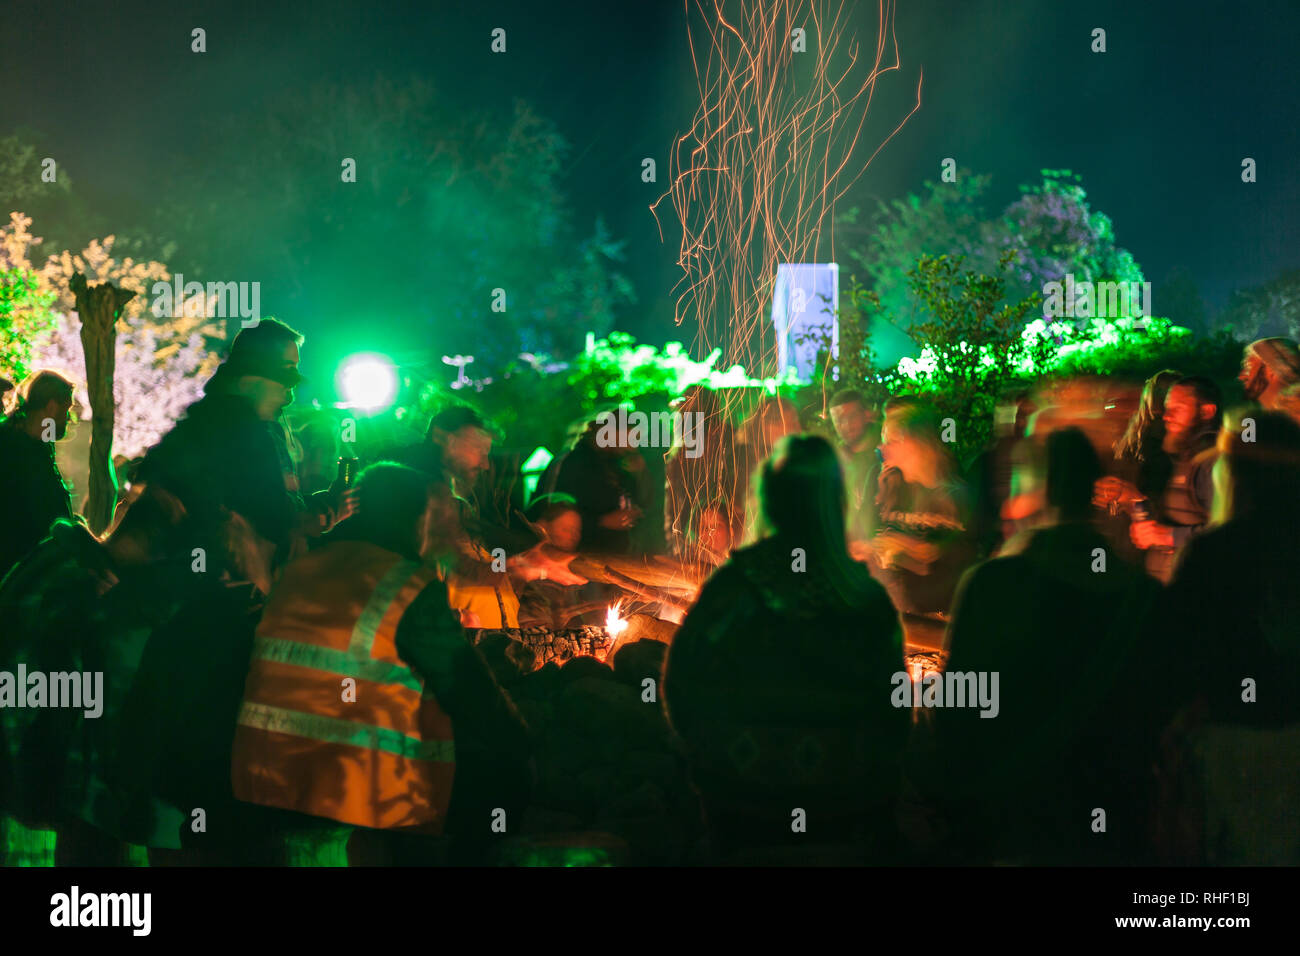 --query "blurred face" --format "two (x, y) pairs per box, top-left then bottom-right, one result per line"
(543, 509), (582, 552)
(879, 416), (922, 478)
(241, 376), (293, 421)
(1239, 354), (1267, 400)
(439, 425), (492, 484)
(762, 407), (799, 448)
(695, 507), (732, 558)
(829, 401), (871, 447)
(39, 397), (74, 440)
(1162, 385), (1208, 449)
